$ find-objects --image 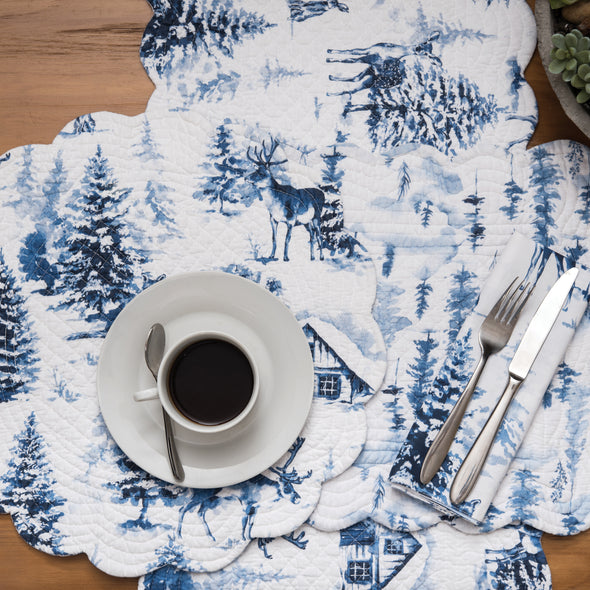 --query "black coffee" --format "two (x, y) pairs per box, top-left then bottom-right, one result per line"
(167, 338), (254, 426)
